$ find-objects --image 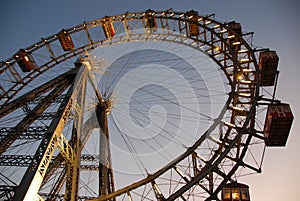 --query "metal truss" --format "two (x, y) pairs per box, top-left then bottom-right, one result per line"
(0, 9), (280, 201)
